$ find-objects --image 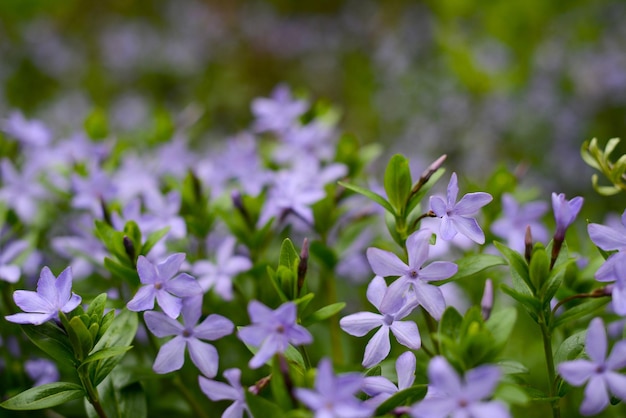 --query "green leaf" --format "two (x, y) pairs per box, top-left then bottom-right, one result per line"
(374, 385), (428, 416)
(104, 257), (140, 286)
(69, 315), (94, 361)
(1, 382), (84, 410)
(552, 298), (609, 329)
(338, 181), (396, 215)
(444, 254), (505, 283)
(497, 360), (529, 375)
(406, 167), (446, 215)
(81, 346), (133, 366)
(384, 154), (412, 213)
(123, 221), (142, 258)
(271, 356), (294, 411)
(554, 330), (586, 366)
(500, 284), (540, 321)
(309, 240), (337, 270)
(140, 226), (170, 256)
(245, 391), (286, 418)
(21, 322), (77, 367)
(494, 382), (530, 406)
(494, 241), (534, 294)
(485, 307), (517, 349)
(94, 220), (127, 262)
(529, 243), (549, 291)
(301, 302), (345, 326)
(90, 309), (138, 386)
(86, 293), (108, 320)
